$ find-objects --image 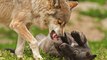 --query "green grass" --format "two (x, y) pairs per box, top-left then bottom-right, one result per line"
(30, 26), (48, 36)
(0, 26), (48, 49)
(0, 40), (107, 60)
(0, 48), (60, 60)
(79, 9), (107, 22)
(0, 28), (17, 40)
(0, 26), (60, 60)
(78, 0), (106, 5)
(0, 25), (107, 60)
(89, 40), (107, 60)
